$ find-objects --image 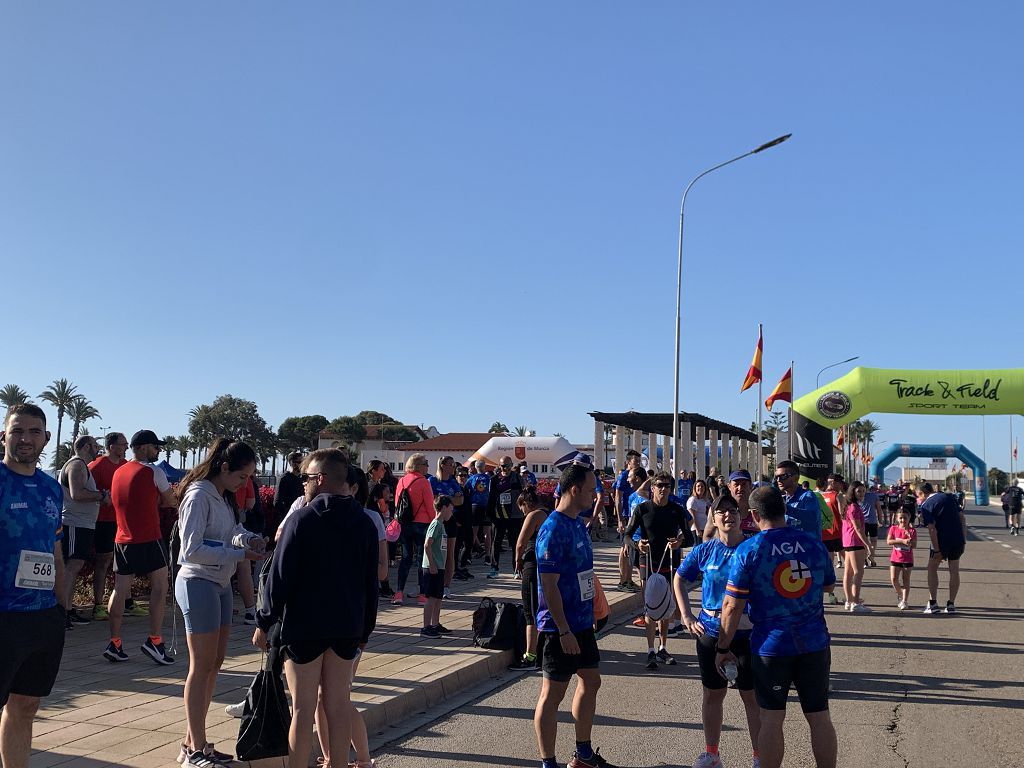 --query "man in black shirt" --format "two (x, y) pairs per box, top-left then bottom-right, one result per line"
(625, 471), (691, 670)
(272, 452), (304, 541)
(1006, 483), (1023, 536)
